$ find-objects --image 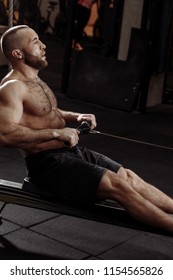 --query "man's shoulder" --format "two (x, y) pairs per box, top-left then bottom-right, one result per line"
(1, 69), (25, 86)
(0, 77), (26, 102)
(0, 77), (25, 89)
